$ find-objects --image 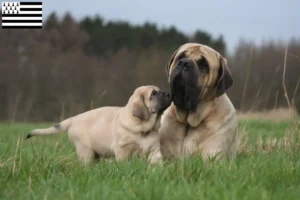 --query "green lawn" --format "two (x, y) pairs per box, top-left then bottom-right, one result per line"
(1, 120), (300, 200)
